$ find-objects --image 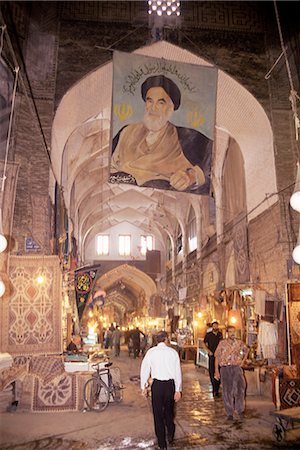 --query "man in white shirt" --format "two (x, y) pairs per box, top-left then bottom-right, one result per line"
(140, 331), (182, 450)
